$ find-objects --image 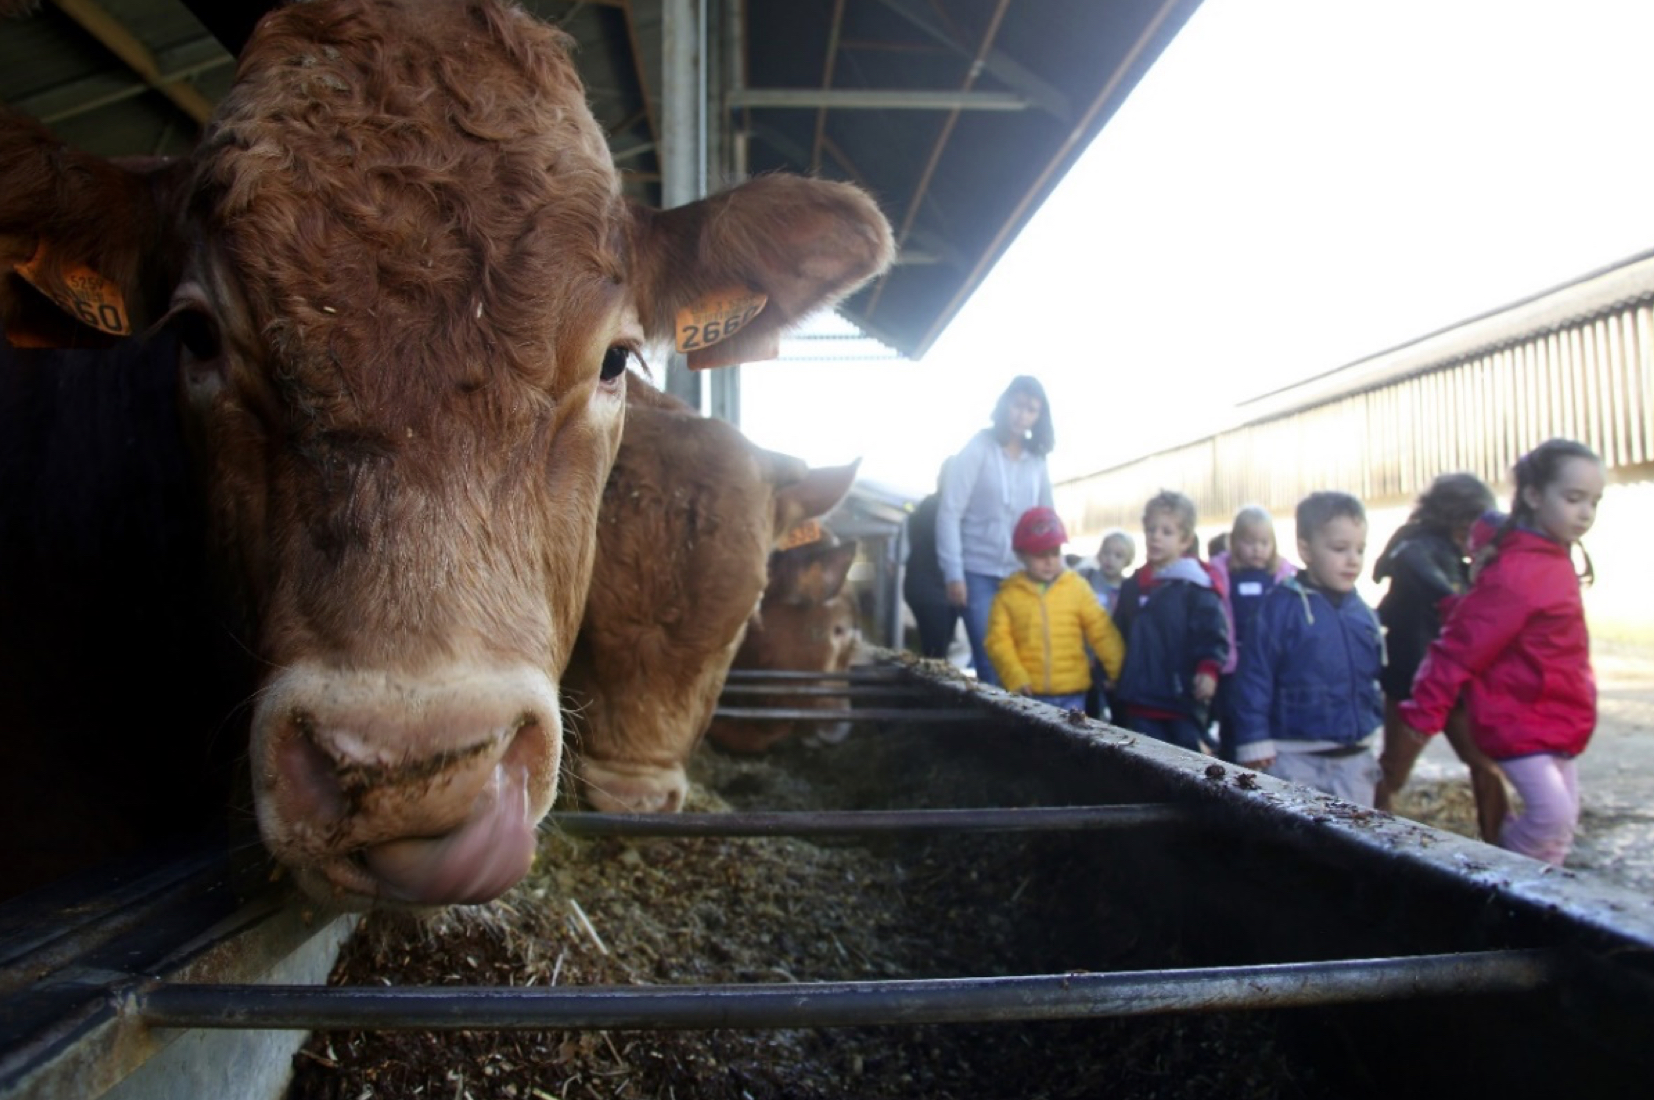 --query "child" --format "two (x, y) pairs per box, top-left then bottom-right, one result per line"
(1079, 530), (1135, 615)
(1370, 473), (1507, 840)
(1210, 505), (1298, 762)
(1400, 440), (1605, 866)
(1111, 490), (1229, 751)
(1230, 492), (1383, 803)
(985, 507), (1125, 710)
(1078, 529), (1135, 718)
